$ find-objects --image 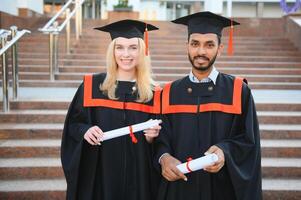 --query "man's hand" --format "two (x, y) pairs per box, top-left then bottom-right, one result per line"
(84, 126), (104, 145)
(160, 154), (188, 182)
(203, 145), (225, 173)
